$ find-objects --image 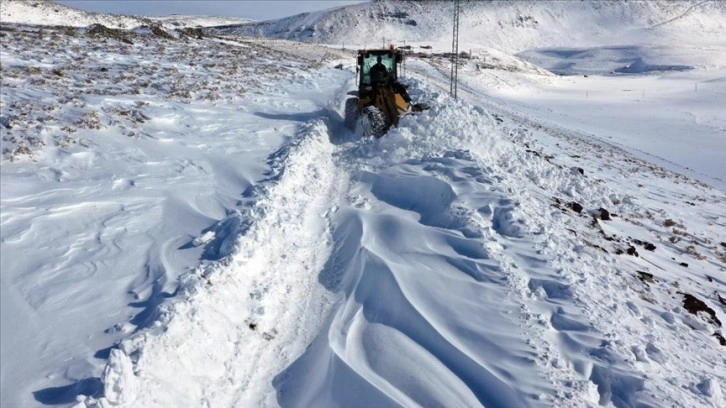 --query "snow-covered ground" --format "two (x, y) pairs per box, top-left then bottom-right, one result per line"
(507, 44), (726, 190)
(2, 1), (725, 407)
